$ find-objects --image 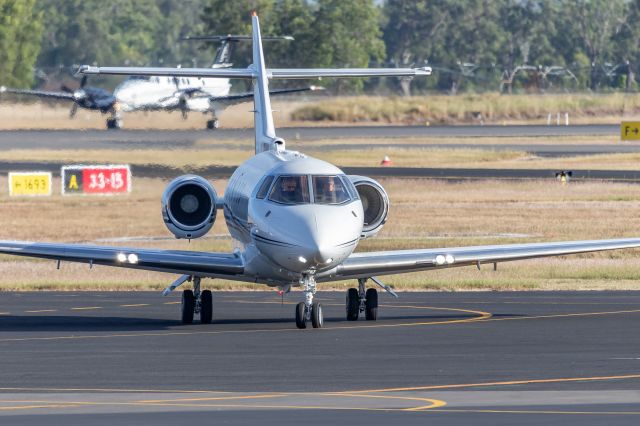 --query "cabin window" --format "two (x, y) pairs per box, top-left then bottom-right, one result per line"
(268, 175), (310, 204)
(312, 175), (351, 205)
(256, 175), (274, 199)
